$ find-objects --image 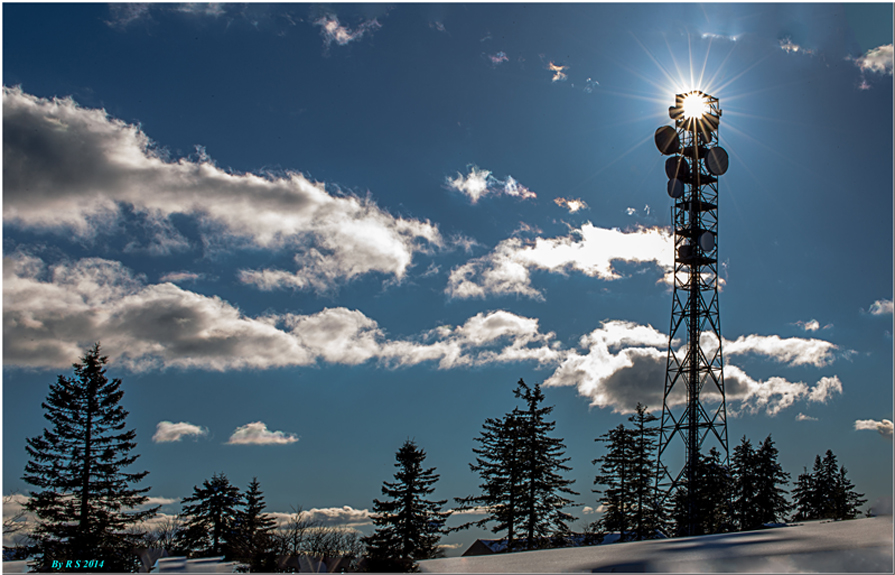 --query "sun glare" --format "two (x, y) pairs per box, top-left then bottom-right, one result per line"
(682, 92), (708, 119)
